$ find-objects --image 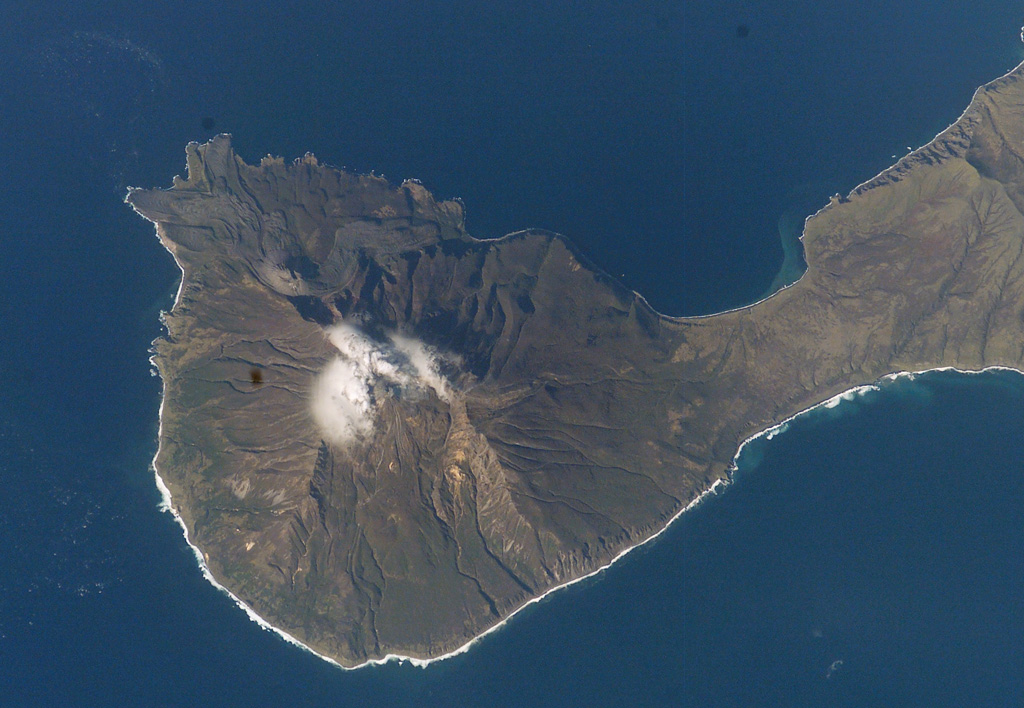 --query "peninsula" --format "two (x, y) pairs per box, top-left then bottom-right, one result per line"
(128, 63), (1024, 667)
